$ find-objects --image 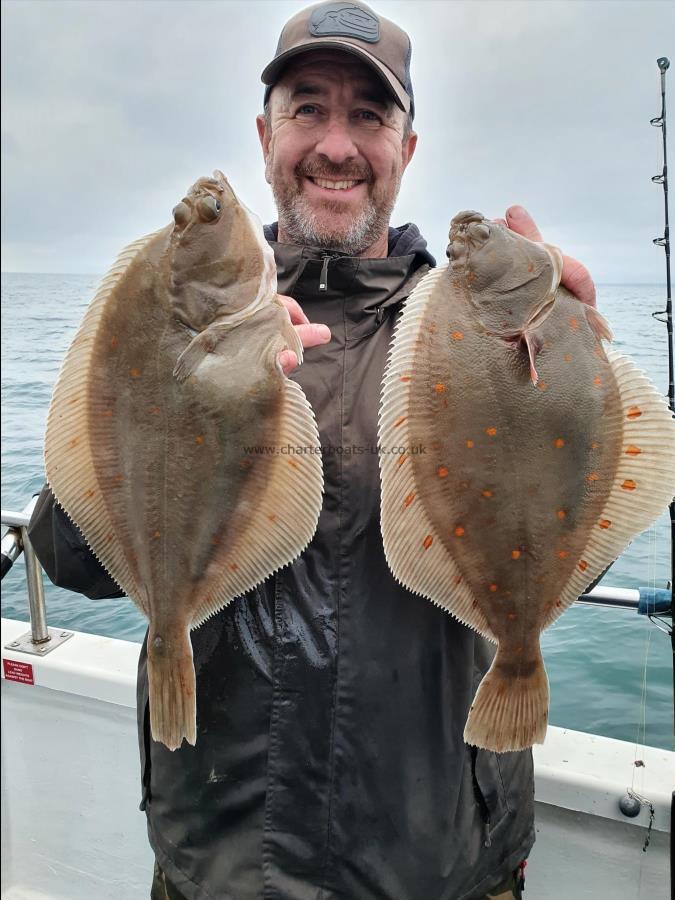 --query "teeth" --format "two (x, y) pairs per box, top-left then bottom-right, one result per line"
(312, 178), (359, 190)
